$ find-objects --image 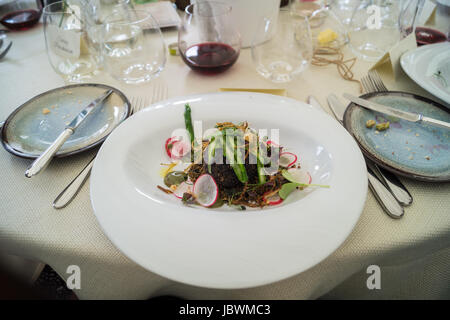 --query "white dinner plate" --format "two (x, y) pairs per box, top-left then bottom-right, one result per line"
(90, 92), (368, 289)
(401, 42), (450, 105)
